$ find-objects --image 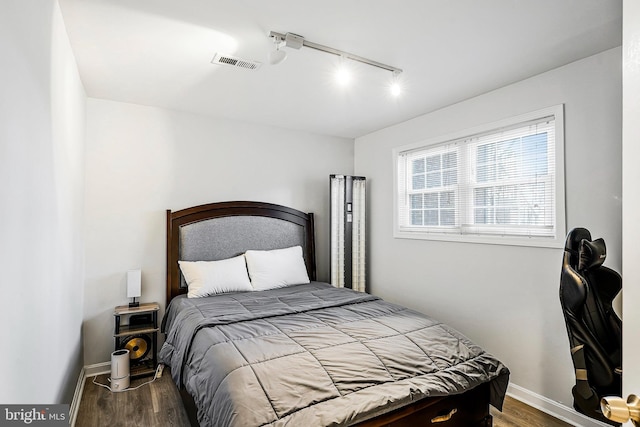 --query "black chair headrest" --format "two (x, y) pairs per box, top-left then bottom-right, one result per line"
(578, 238), (606, 271)
(564, 227), (592, 268)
